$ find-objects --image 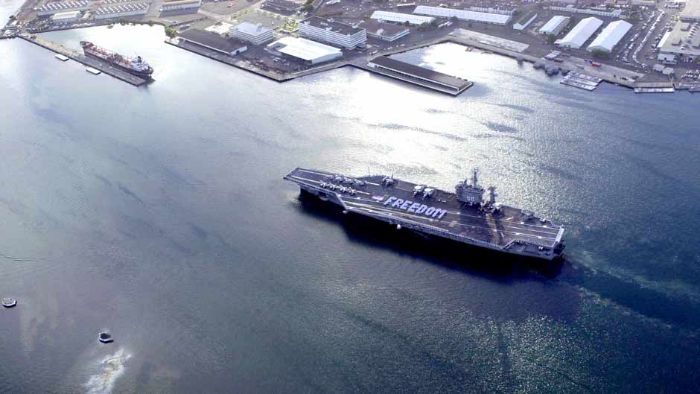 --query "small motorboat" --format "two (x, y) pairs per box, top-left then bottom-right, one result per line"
(98, 332), (114, 343)
(2, 298), (17, 308)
